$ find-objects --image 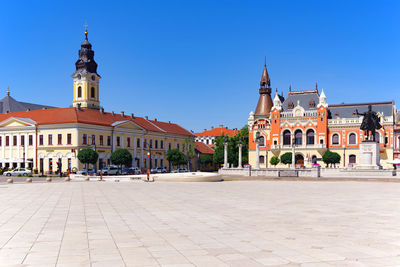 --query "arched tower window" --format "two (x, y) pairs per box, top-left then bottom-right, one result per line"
(259, 136), (265, 146)
(294, 130), (302, 145)
(91, 87), (95, 98)
(349, 154), (356, 164)
(78, 86), (82, 98)
(283, 130), (291, 145)
(259, 155), (265, 164)
(306, 129), (315, 145)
